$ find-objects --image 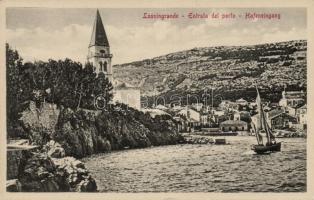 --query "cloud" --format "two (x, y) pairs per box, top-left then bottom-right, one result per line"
(261, 27), (306, 44)
(7, 24), (91, 63)
(7, 20), (307, 65)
